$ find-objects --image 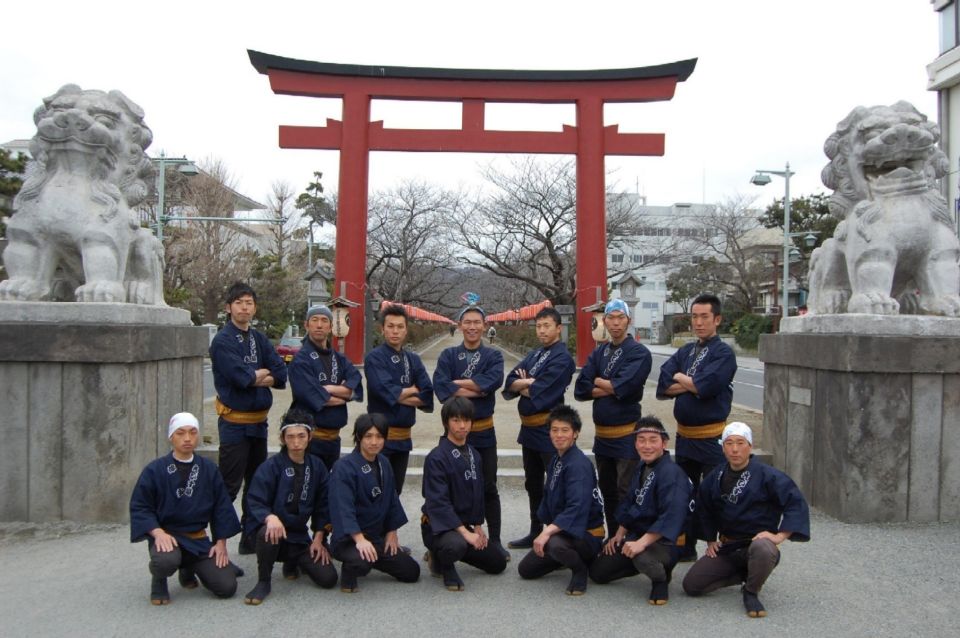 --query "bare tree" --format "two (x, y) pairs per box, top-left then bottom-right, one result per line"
(366, 179), (462, 309)
(448, 157), (656, 307)
(164, 158), (252, 323)
(677, 194), (768, 313)
(265, 179), (299, 268)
